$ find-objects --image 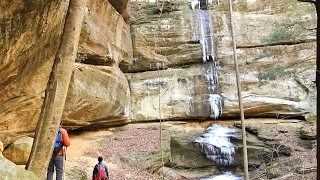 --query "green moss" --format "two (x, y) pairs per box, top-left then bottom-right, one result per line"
(285, 0), (316, 15)
(266, 162), (281, 175)
(237, 0), (248, 12)
(267, 162), (281, 169)
(262, 22), (296, 44)
(261, 0), (316, 44)
(258, 66), (296, 82)
(306, 115), (316, 123)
